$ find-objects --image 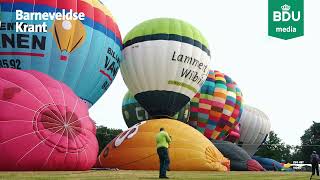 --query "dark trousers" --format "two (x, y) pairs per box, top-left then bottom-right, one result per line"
(312, 163), (319, 176)
(157, 147), (169, 177)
